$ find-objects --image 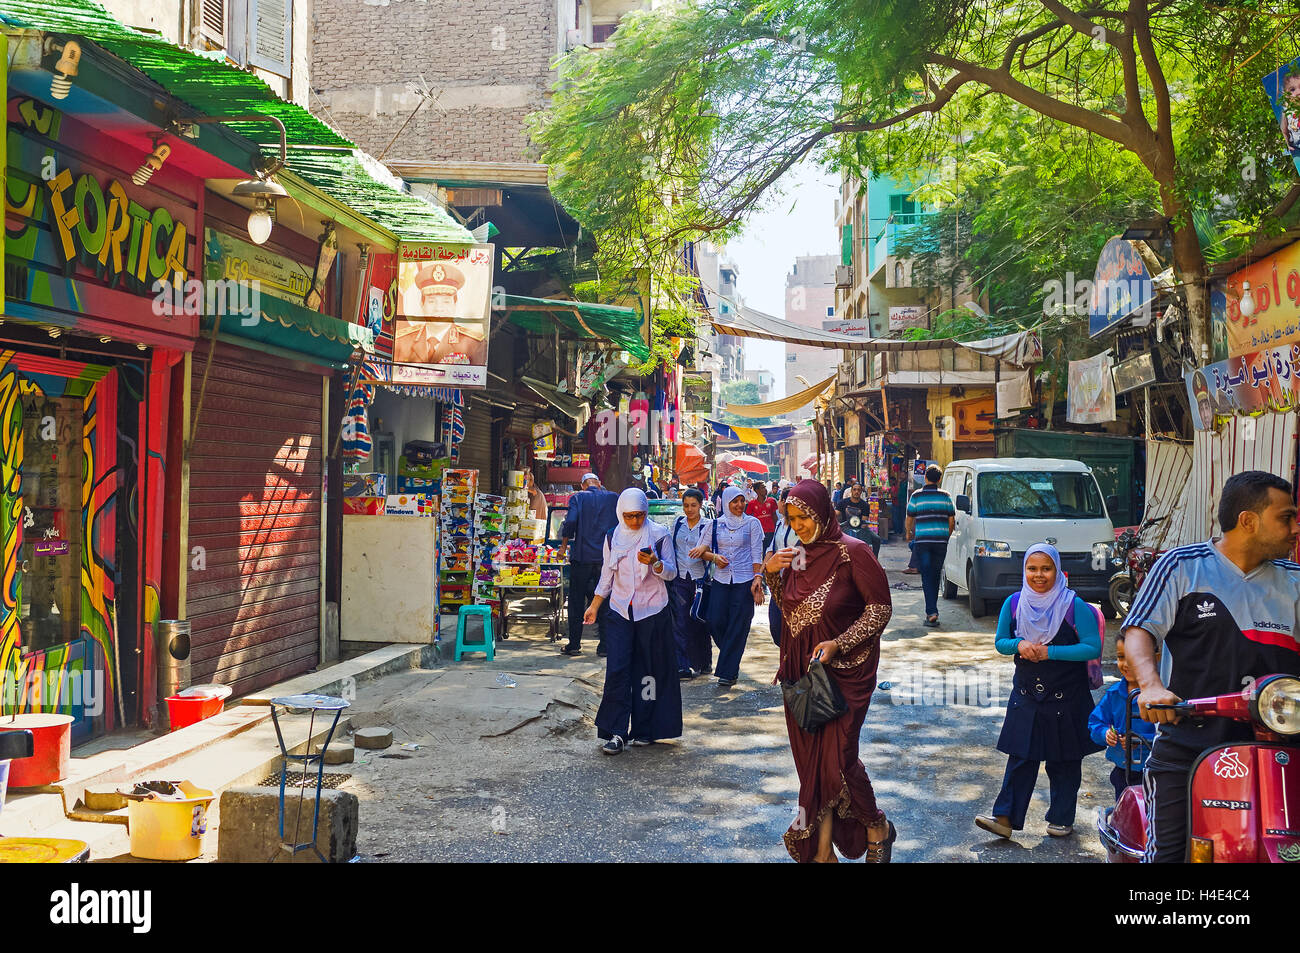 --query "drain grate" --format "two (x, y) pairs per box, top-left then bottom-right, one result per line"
(258, 771), (353, 789)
